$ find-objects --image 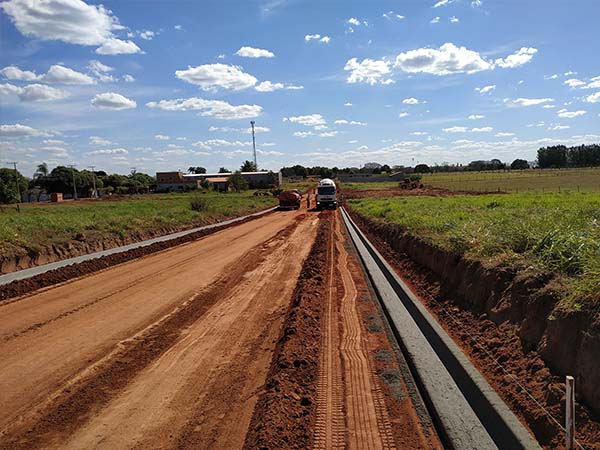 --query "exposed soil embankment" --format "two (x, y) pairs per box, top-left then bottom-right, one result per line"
(0, 209), (273, 275)
(243, 212), (330, 450)
(0, 210), (273, 302)
(348, 208), (600, 449)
